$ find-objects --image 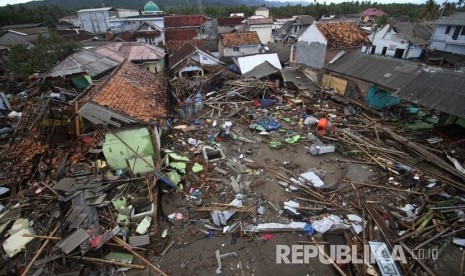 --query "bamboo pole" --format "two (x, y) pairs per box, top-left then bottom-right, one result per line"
(311, 237), (347, 276)
(345, 180), (422, 194)
(112, 235), (168, 276)
(67, 256), (145, 269)
(22, 222), (61, 276)
(399, 242), (436, 276)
